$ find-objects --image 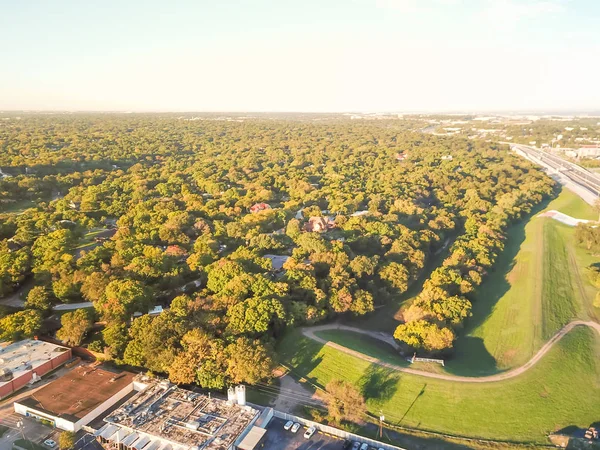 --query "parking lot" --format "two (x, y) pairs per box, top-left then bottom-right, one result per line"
(262, 417), (348, 450)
